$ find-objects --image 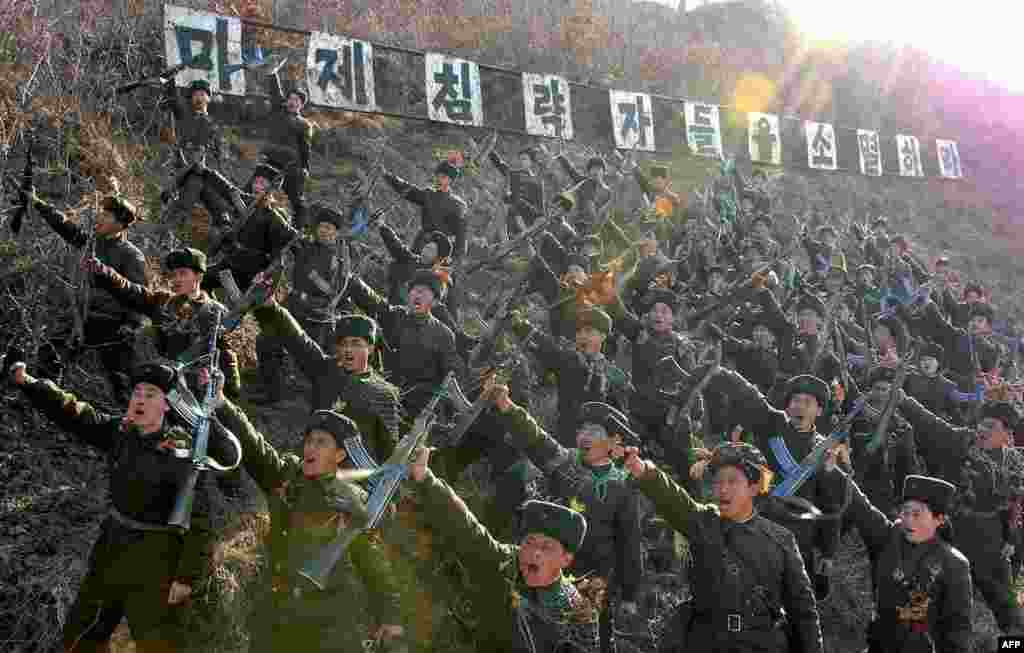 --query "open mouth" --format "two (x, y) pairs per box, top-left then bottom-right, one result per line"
(524, 562), (540, 576)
